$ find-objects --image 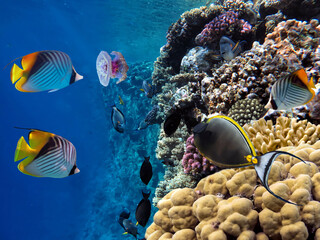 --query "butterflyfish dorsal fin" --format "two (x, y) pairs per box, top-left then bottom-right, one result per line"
(254, 150), (308, 205)
(28, 129), (53, 149)
(21, 52), (39, 72)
